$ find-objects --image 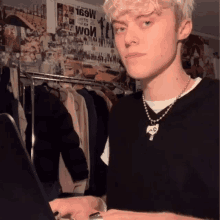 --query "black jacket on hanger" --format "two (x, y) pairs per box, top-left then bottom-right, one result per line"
(25, 85), (88, 201)
(0, 66), (20, 134)
(84, 90), (109, 197)
(77, 88), (98, 196)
